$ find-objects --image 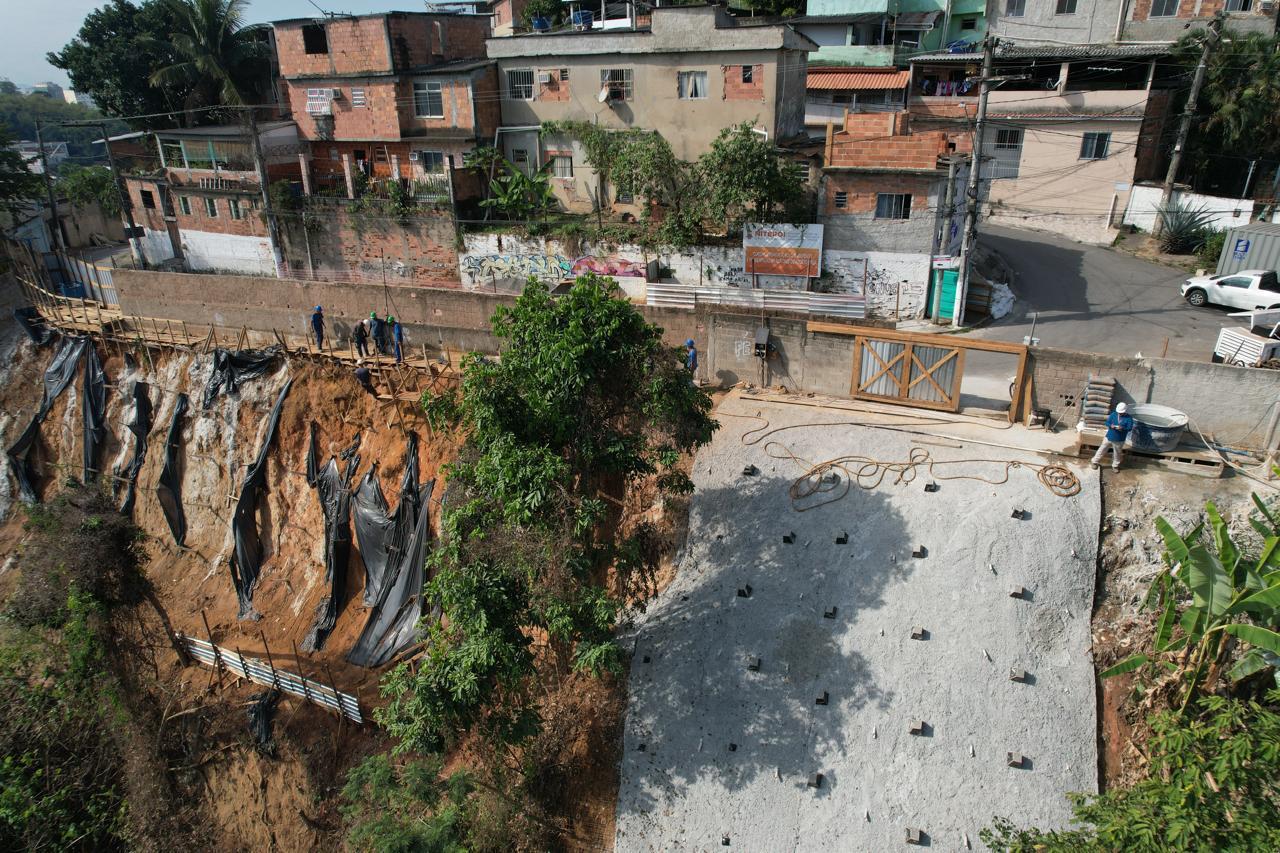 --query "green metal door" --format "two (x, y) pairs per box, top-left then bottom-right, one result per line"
(928, 269), (958, 319)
